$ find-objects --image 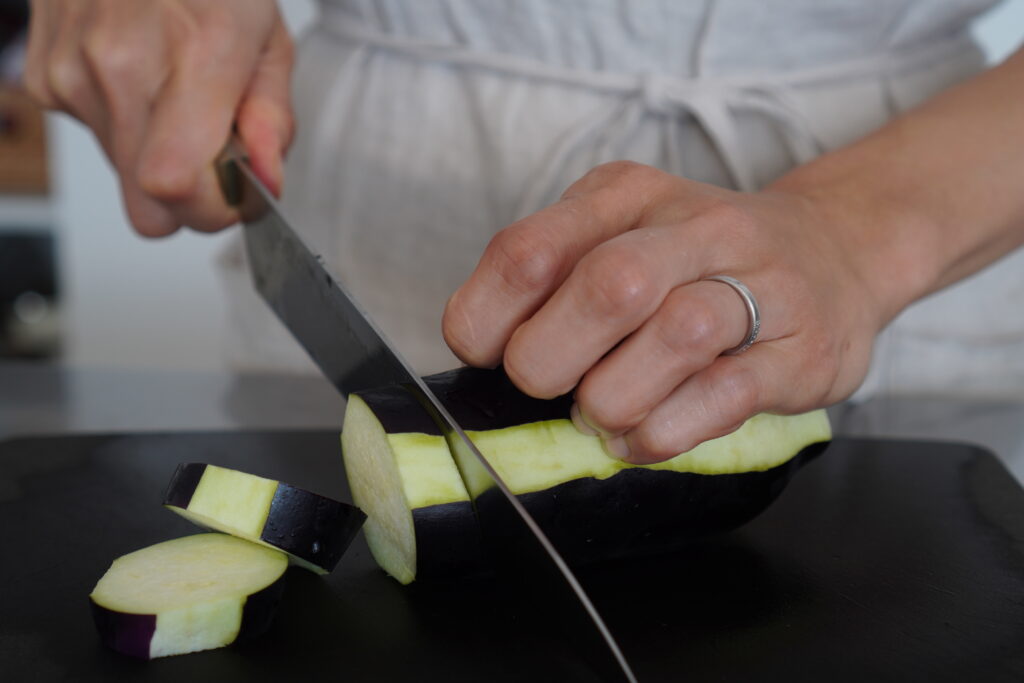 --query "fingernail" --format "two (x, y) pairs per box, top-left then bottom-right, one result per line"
(602, 435), (631, 461)
(570, 403), (599, 436)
